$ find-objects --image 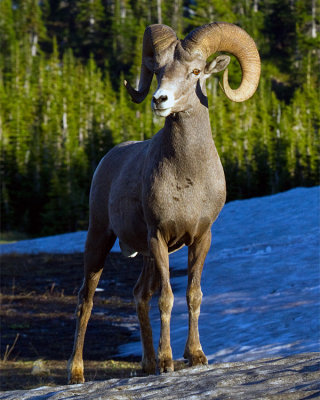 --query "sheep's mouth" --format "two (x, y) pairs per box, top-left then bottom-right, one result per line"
(153, 107), (172, 117)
